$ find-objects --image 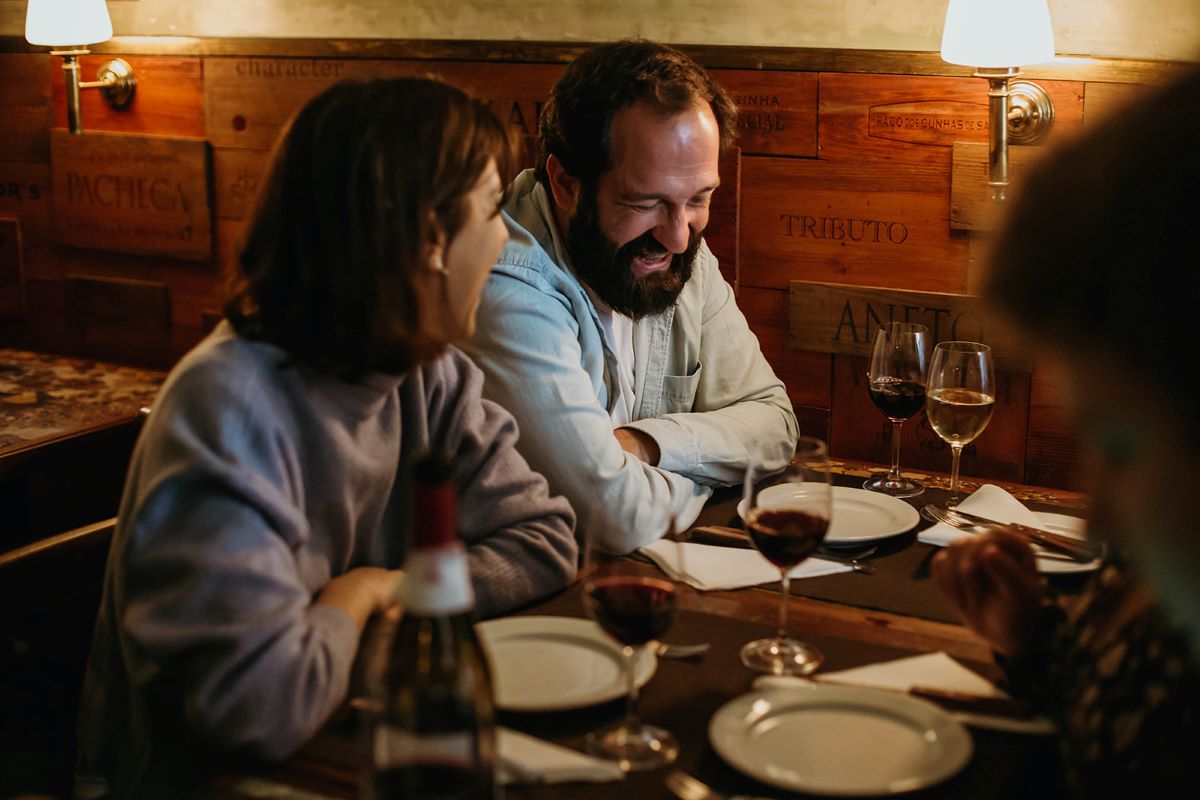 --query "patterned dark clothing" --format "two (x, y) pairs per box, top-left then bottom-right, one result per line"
(1002, 558), (1200, 795)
